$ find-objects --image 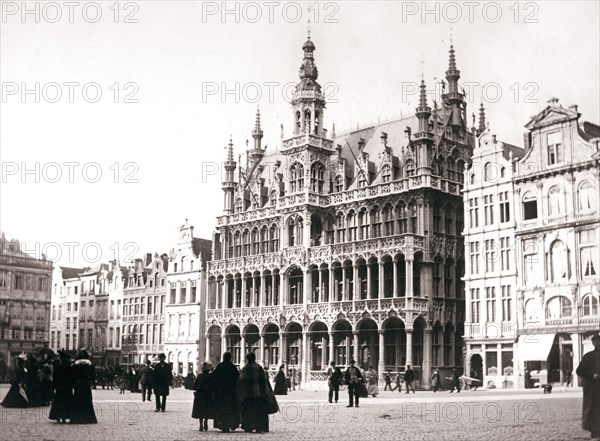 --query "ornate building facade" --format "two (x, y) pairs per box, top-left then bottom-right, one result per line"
(0, 233), (53, 376)
(513, 99), (599, 387)
(205, 36), (472, 387)
(463, 113), (524, 389)
(164, 222), (212, 376)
